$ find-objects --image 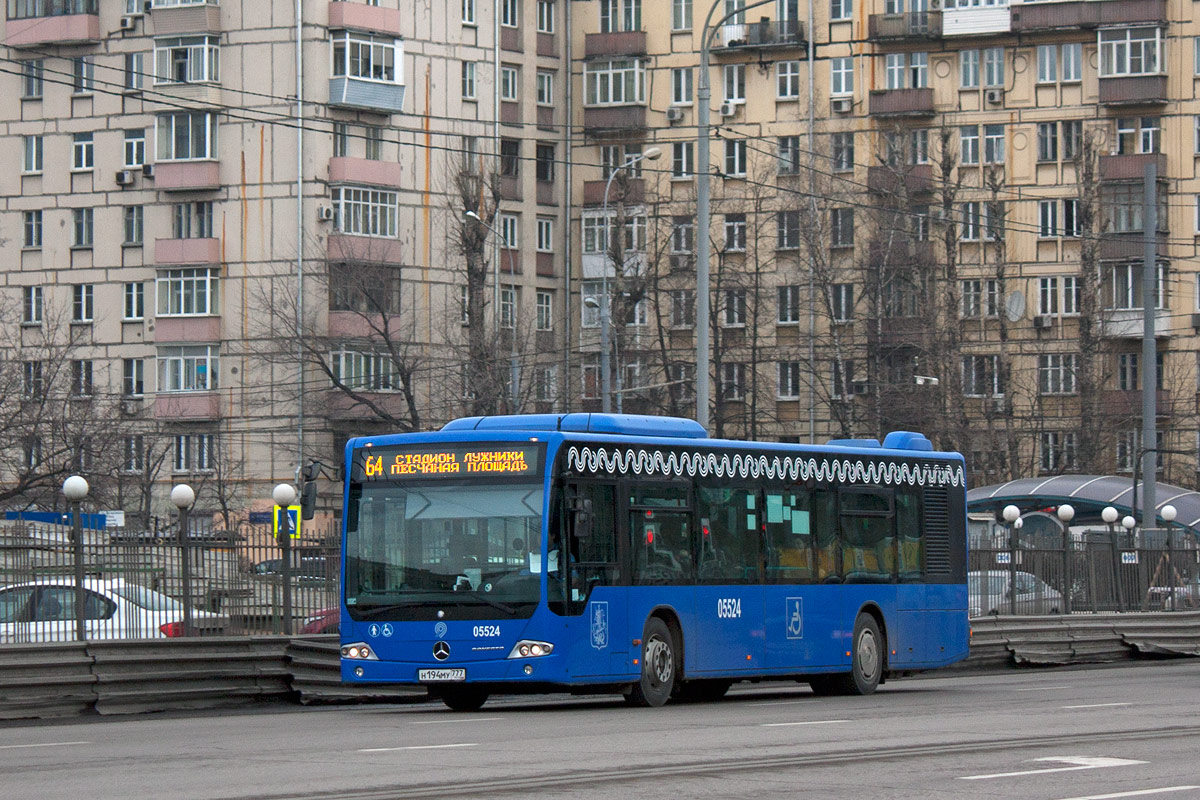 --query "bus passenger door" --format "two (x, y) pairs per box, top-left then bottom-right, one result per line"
(557, 482), (627, 678)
